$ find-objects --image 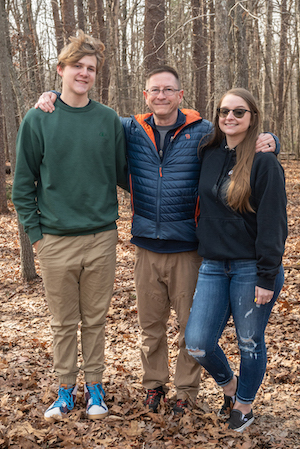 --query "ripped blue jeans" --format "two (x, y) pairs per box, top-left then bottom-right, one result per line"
(185, 259), (284, 404)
